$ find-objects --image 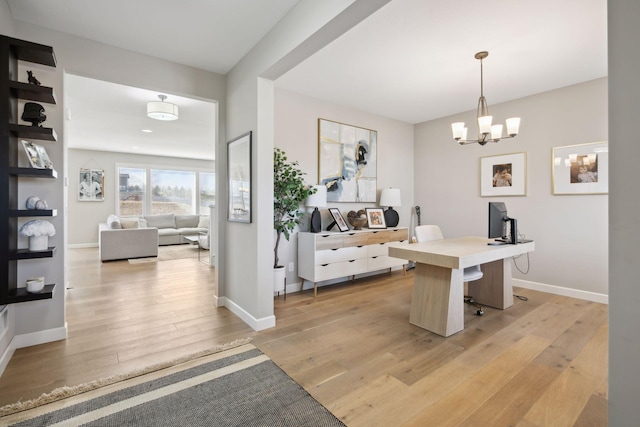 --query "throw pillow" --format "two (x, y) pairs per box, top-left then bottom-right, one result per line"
(120, 218), (139, 229)
(198, 216), (210, 229)
(106, 214), (121, 229)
